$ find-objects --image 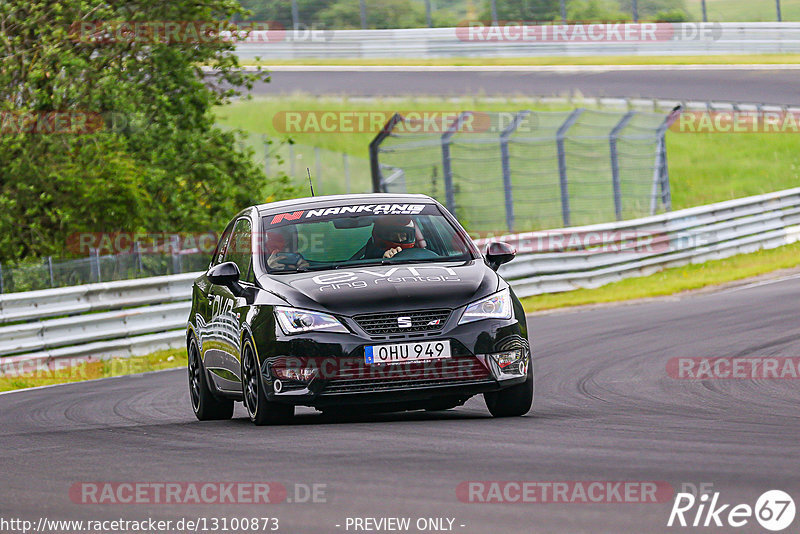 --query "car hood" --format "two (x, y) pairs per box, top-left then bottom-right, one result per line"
(258, 260), (499, 316)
